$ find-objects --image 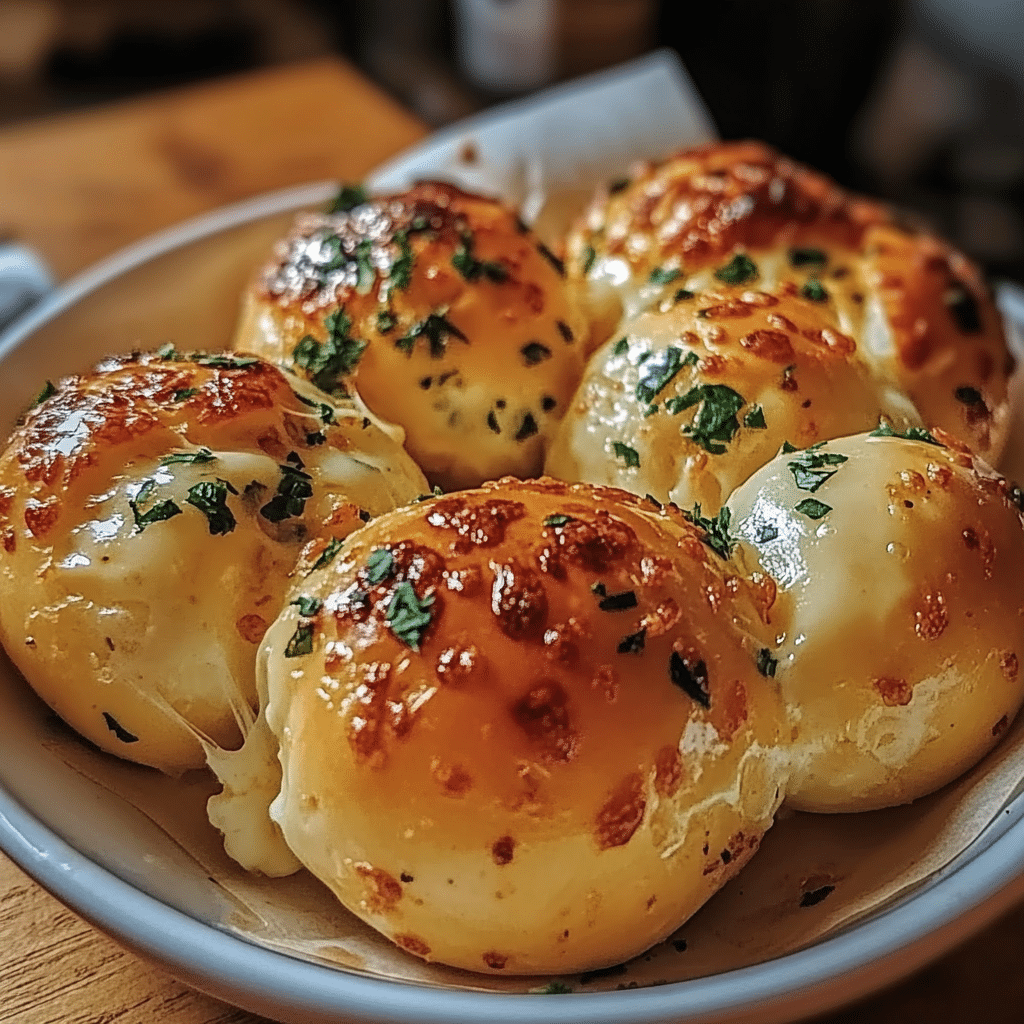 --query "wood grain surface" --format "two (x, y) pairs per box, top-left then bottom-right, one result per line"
(0, 52), (1023, 1024)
